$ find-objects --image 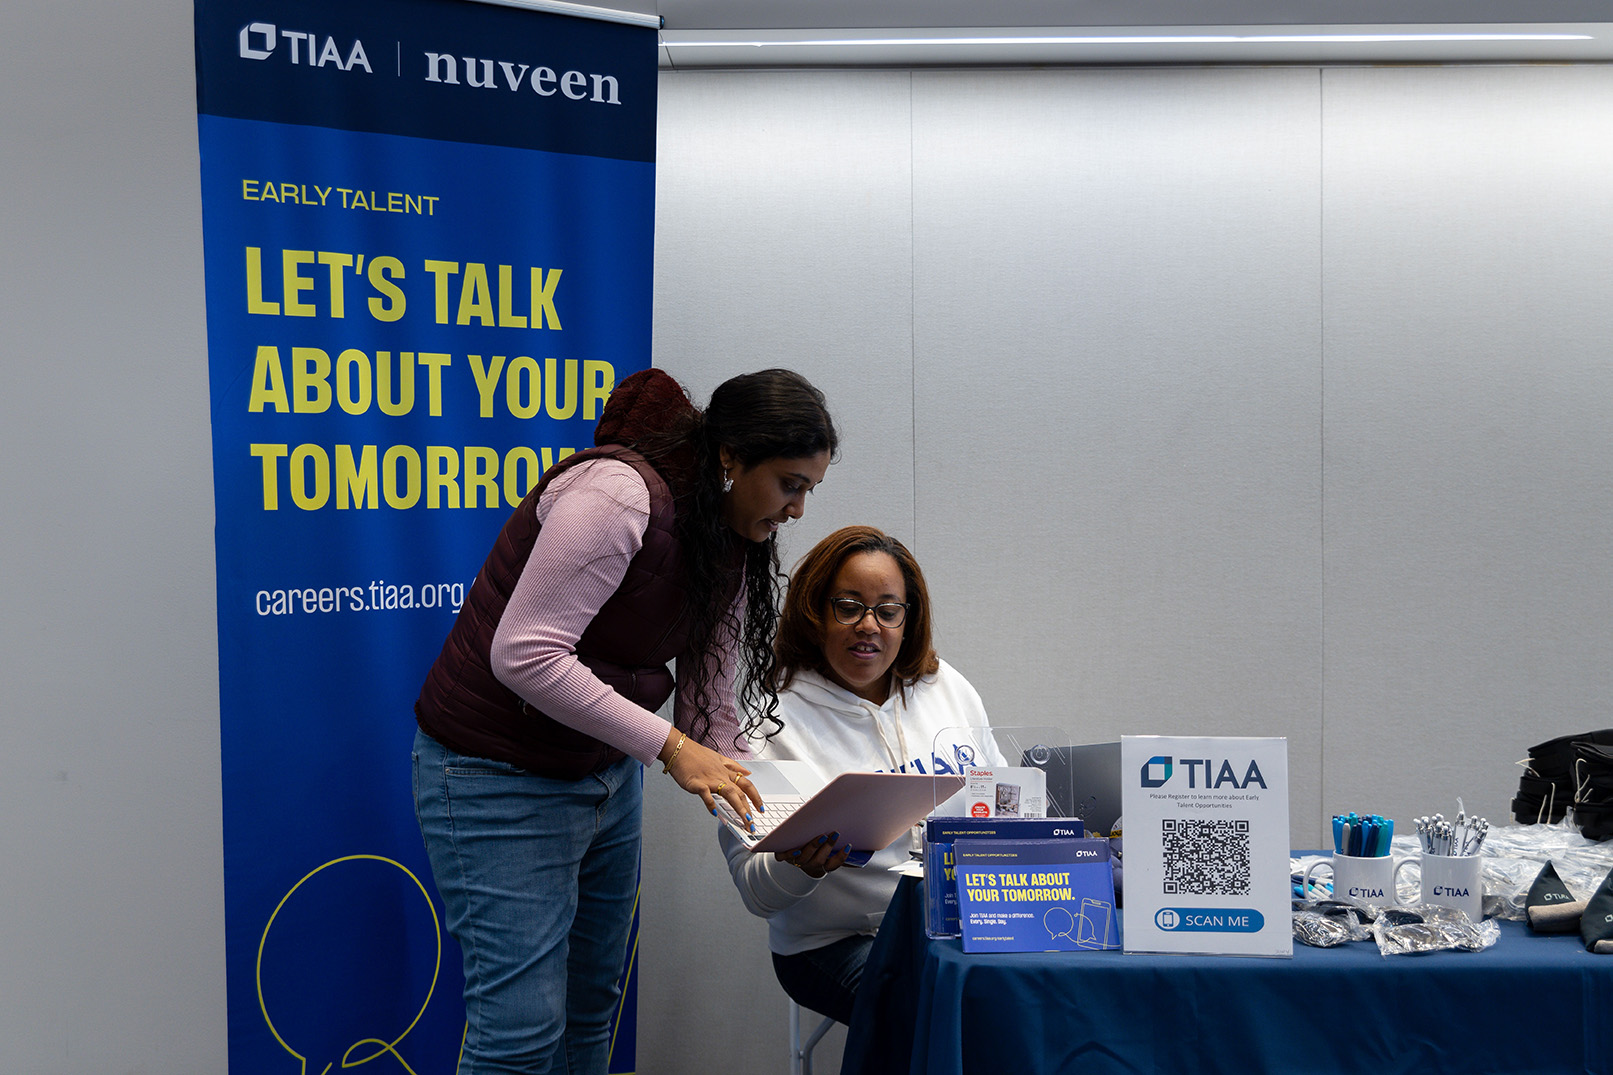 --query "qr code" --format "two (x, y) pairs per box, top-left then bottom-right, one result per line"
(1162, 818), (1250, 895)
